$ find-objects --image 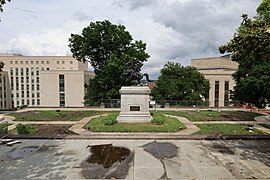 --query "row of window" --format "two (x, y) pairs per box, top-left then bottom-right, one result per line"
(10, 67), (49, 77)
(10, 60), (74, 65)
(214, 81), (230, 107)
(12, 99), (40, 107)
